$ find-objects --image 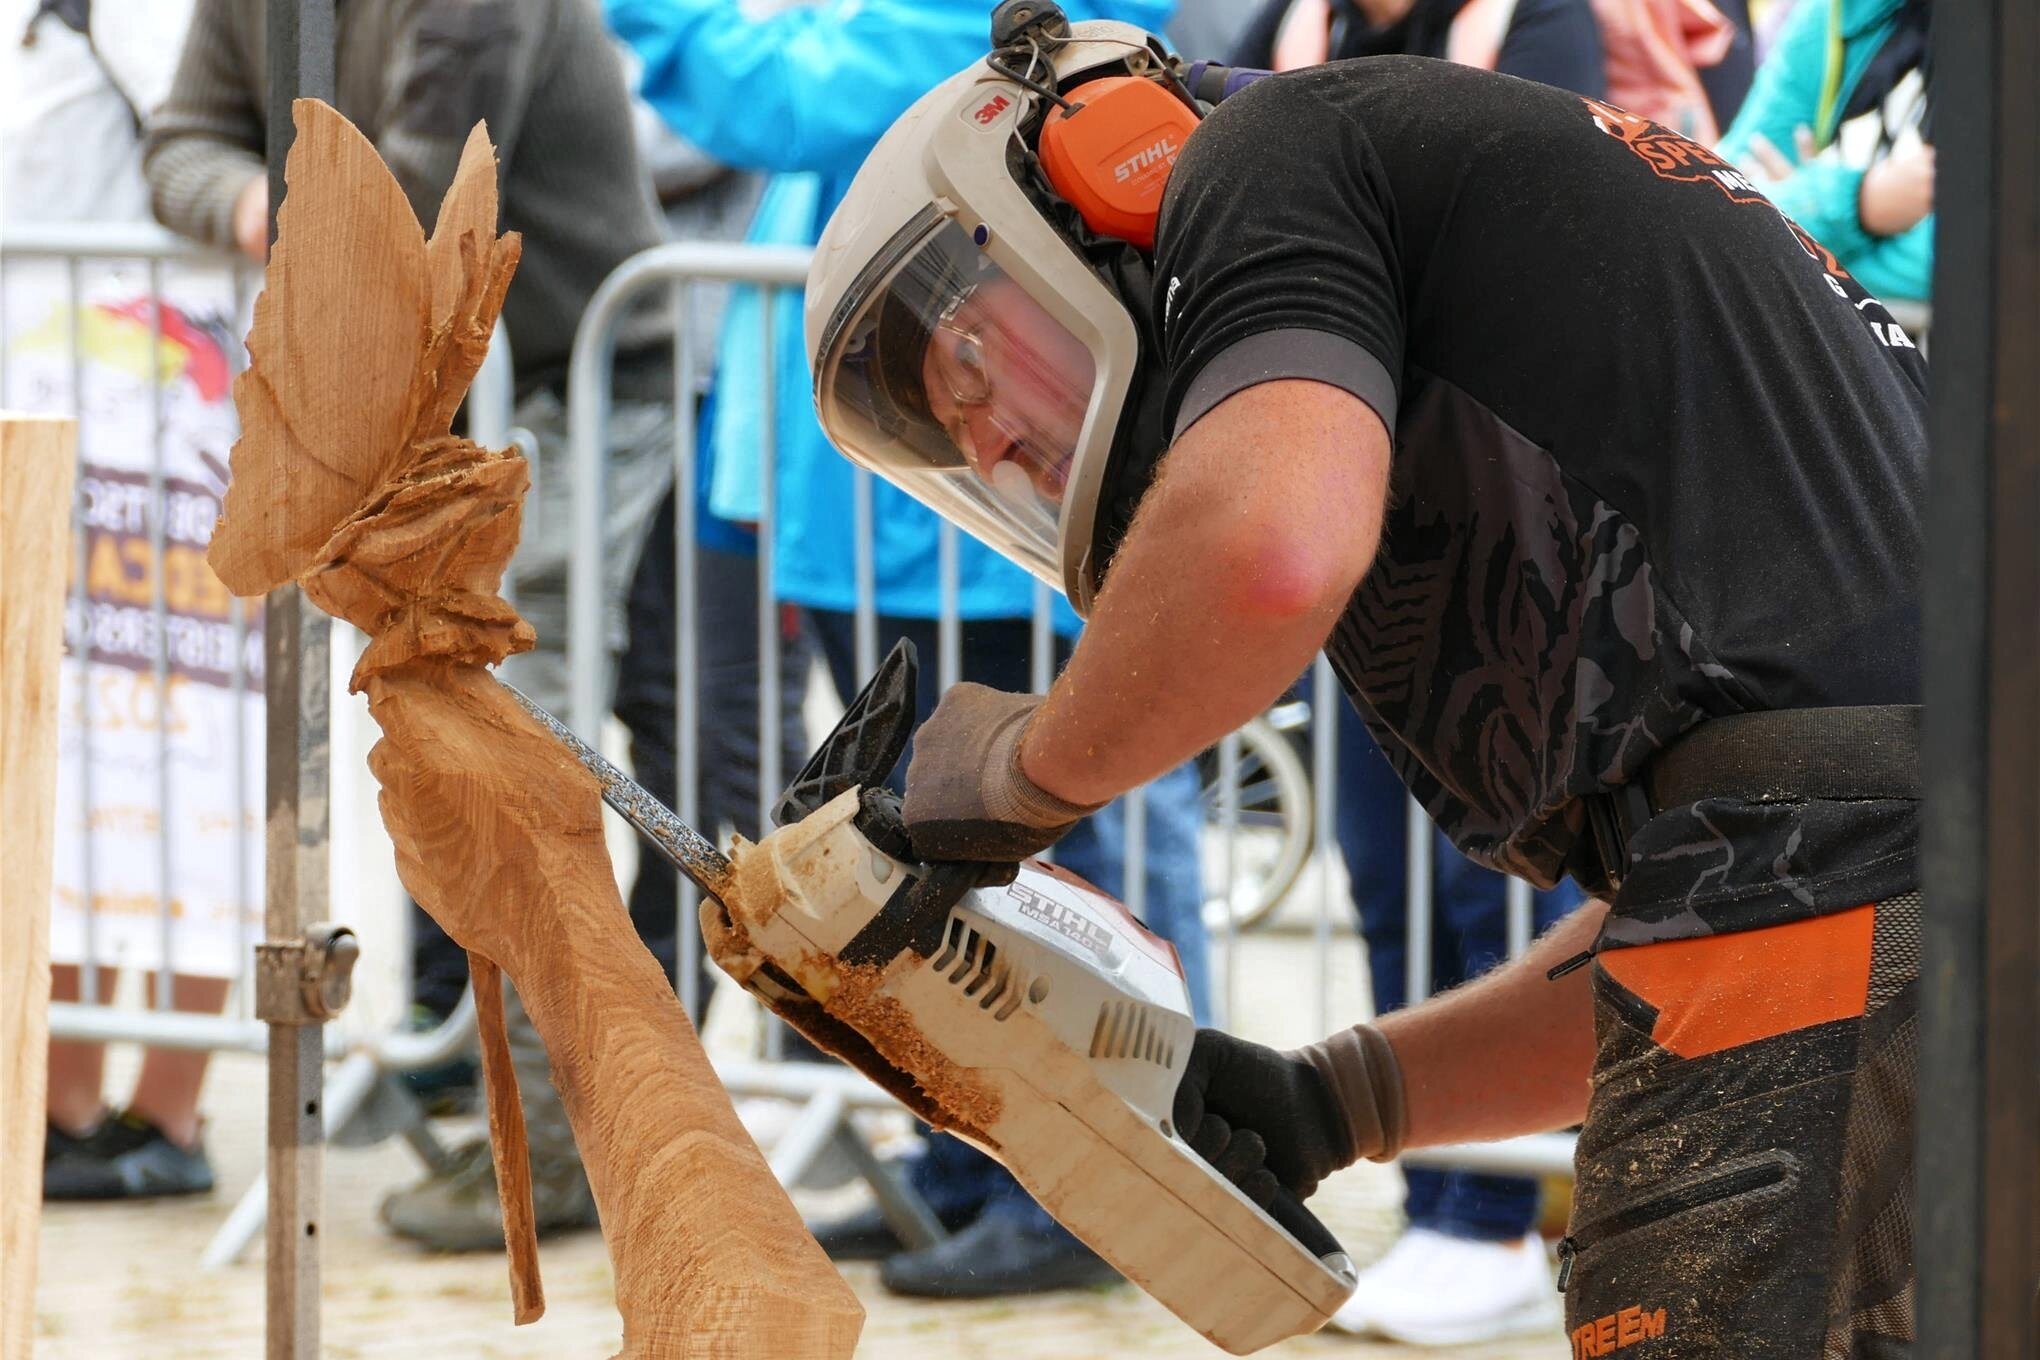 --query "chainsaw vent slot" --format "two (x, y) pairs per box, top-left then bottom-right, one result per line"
(930, 915), (1025, 1021)
(1088, 1001), (1177, 1067)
